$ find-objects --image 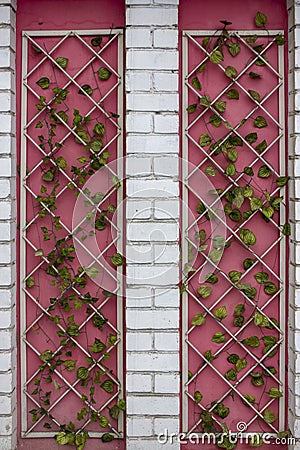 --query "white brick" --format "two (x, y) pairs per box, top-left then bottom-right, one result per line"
(127, 373), (152, 392)
(126, 72), (152, 92)
(0, 394), (13, 415)
(127, 309), (179, 329)
(154, 244), (179, 263)
(0, 222), (14, 241)
(0, 72), (14, 91)
(0, 93), (14, 112)
(0, 114), (14, 133)
(153, 156), (178, 176)
(0, 288), (15, 308)
(126, 287), (153, 307)
(0, 159), (11, 177)
(154, 114), (178, 133)
(0, 416), (14, 435)
(0, 309), (13, 328)
(155, 332), (179, 351)
(126, 440), (179, 450)
(0, 353), (12, 371)
(154, 199), (179, 218)
(127, 49), (178, 70)
(0, 371), (13, 393)
(0, 266), (13, 286)
(127, 417), (153, 437)
(154, 0), (179, 3)
(0, 201), (12, 219)
(127, 93), (178, 112)
(127, 395), (179, 414)
(127, 244), (153, 264)
(127, 265), (178, 285)
(127, 222), (179, 241)
(126, 28), (152, 48)
(126, 0), (153, 3)
(153, 29), (178, 48)
(153, 72), (178, 91)
(0, 180), (10, 199)
(154, 288), (179, 307)
(0, 243), (13, 264)
(127, 179), (178, 197)
(127, 135), (179, 153)
(0, 436), (16, 450)
(126, 7), (177, 26)
(126, 156), (152, 176)
(154, 373), (179, 393)
(127, 200), (152, 219)
(0, 49), (14, 70)
(0, 136), (15, 155)
(153, 417), (179, 435)
(0, 330), (13, 350)
(0, 6), (15, 26)
(126, 113), (153, 133)
(127, 332), (153, 350)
